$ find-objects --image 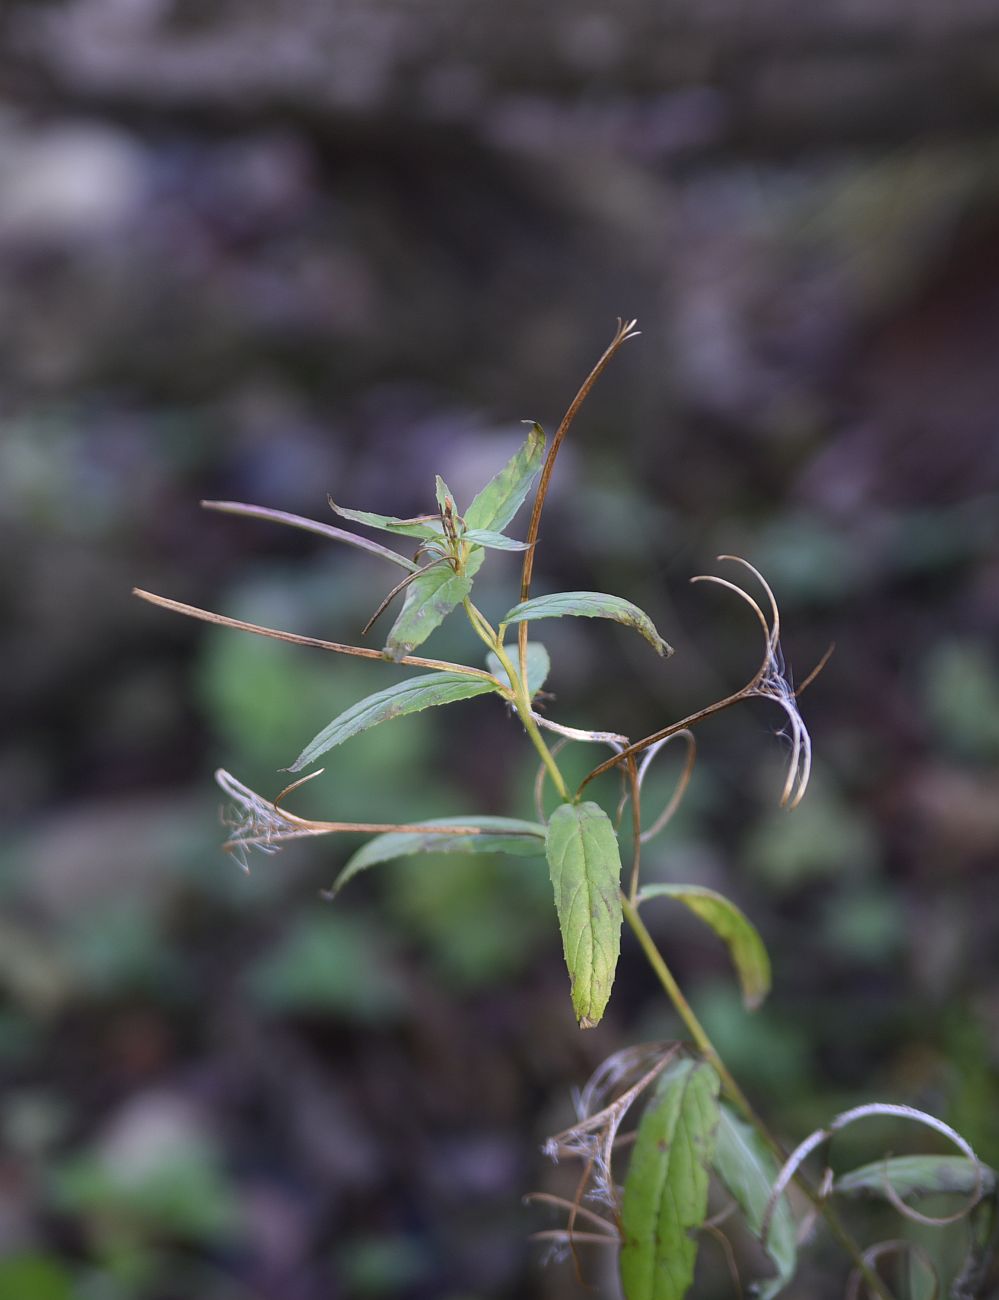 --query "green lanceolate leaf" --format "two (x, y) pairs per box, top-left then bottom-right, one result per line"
(464, 422), (546, 533)
(637, 885), (771, 1010)
(330, 816), (547, 896)
(330, 501), (443, 541)
(289, 672), (498, 771)
(384, 566), (473, 659)
(834, 1155), (997, 1203)
(486, 643), (550, 698)
(620, 1059), (721, 1300)
(502, 591), (672, 657)
(462, 528), (532, 551)
(544, 801), (622, 1028)
(712, 1104), (796, 1300)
